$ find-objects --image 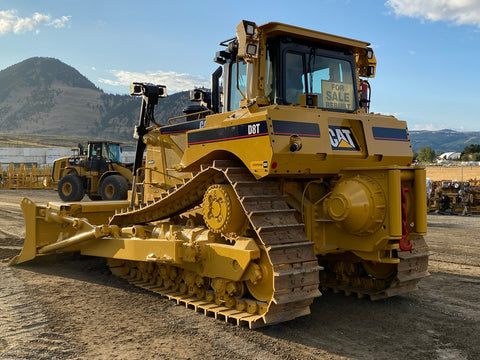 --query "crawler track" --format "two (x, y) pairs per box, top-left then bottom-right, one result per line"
(108, 161), (321, 328)
(319, 236), (430, 299)
(108, 160), (429, 325)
